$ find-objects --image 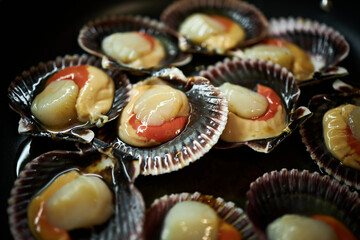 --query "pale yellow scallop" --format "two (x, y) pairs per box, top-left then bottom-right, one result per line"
(118, 84), (190, 147)
(204, 21), (245, 53)
(219, 82), (285, 142)
(283, 41), (314, 81)
(45, 173), (114, 230)
(348, 106), (360, 141)
(266, 214), (338, 240)
(323, 104), (360, 170)
(75, 66), (115, 125)
(219, 82), (268, 119)
(179, 13), (226, 43)
(161, 201), (220, 240)
(101, 32), (165, 68)
(179, 13), (245, 52)
(243, 45), (294, 71)
(220, 108), (286, 142)
(133, 85), (189, 126)
(31, 80), (79, 130)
